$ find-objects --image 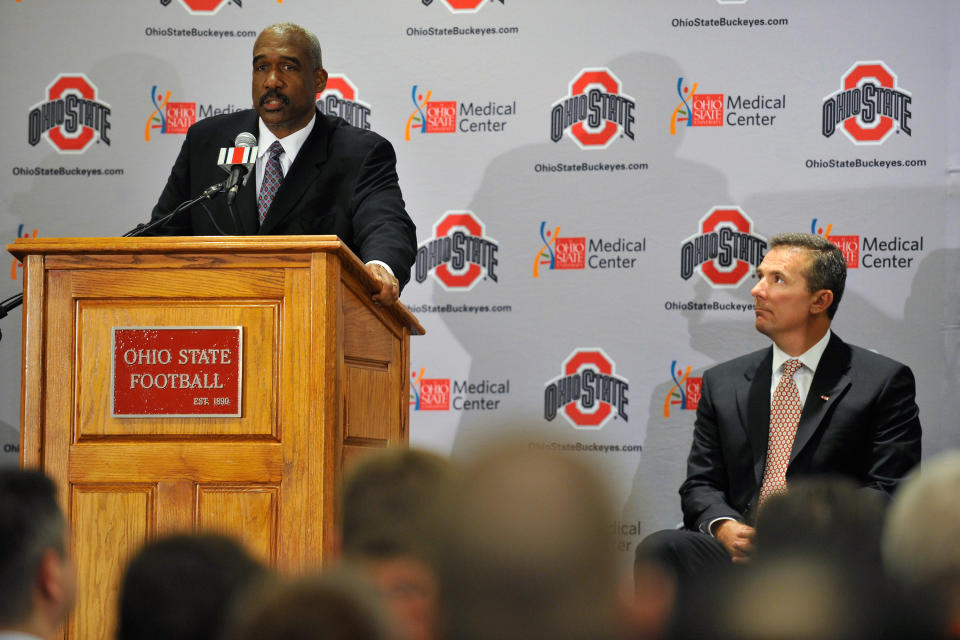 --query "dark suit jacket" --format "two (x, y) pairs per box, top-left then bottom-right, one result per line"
(150, 109), (417, 289)
(680, 332), (921, 532)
